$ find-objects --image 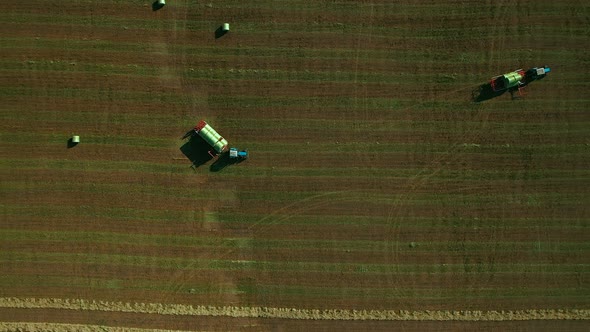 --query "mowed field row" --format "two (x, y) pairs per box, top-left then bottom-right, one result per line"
(1, 297), (589, 321)
(2, 259), (587, 293)
(0, 46), (583, 73)
(6, 203), (587, 228)
(7, 71), (585, 101)
(1, 0), (589, 330)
